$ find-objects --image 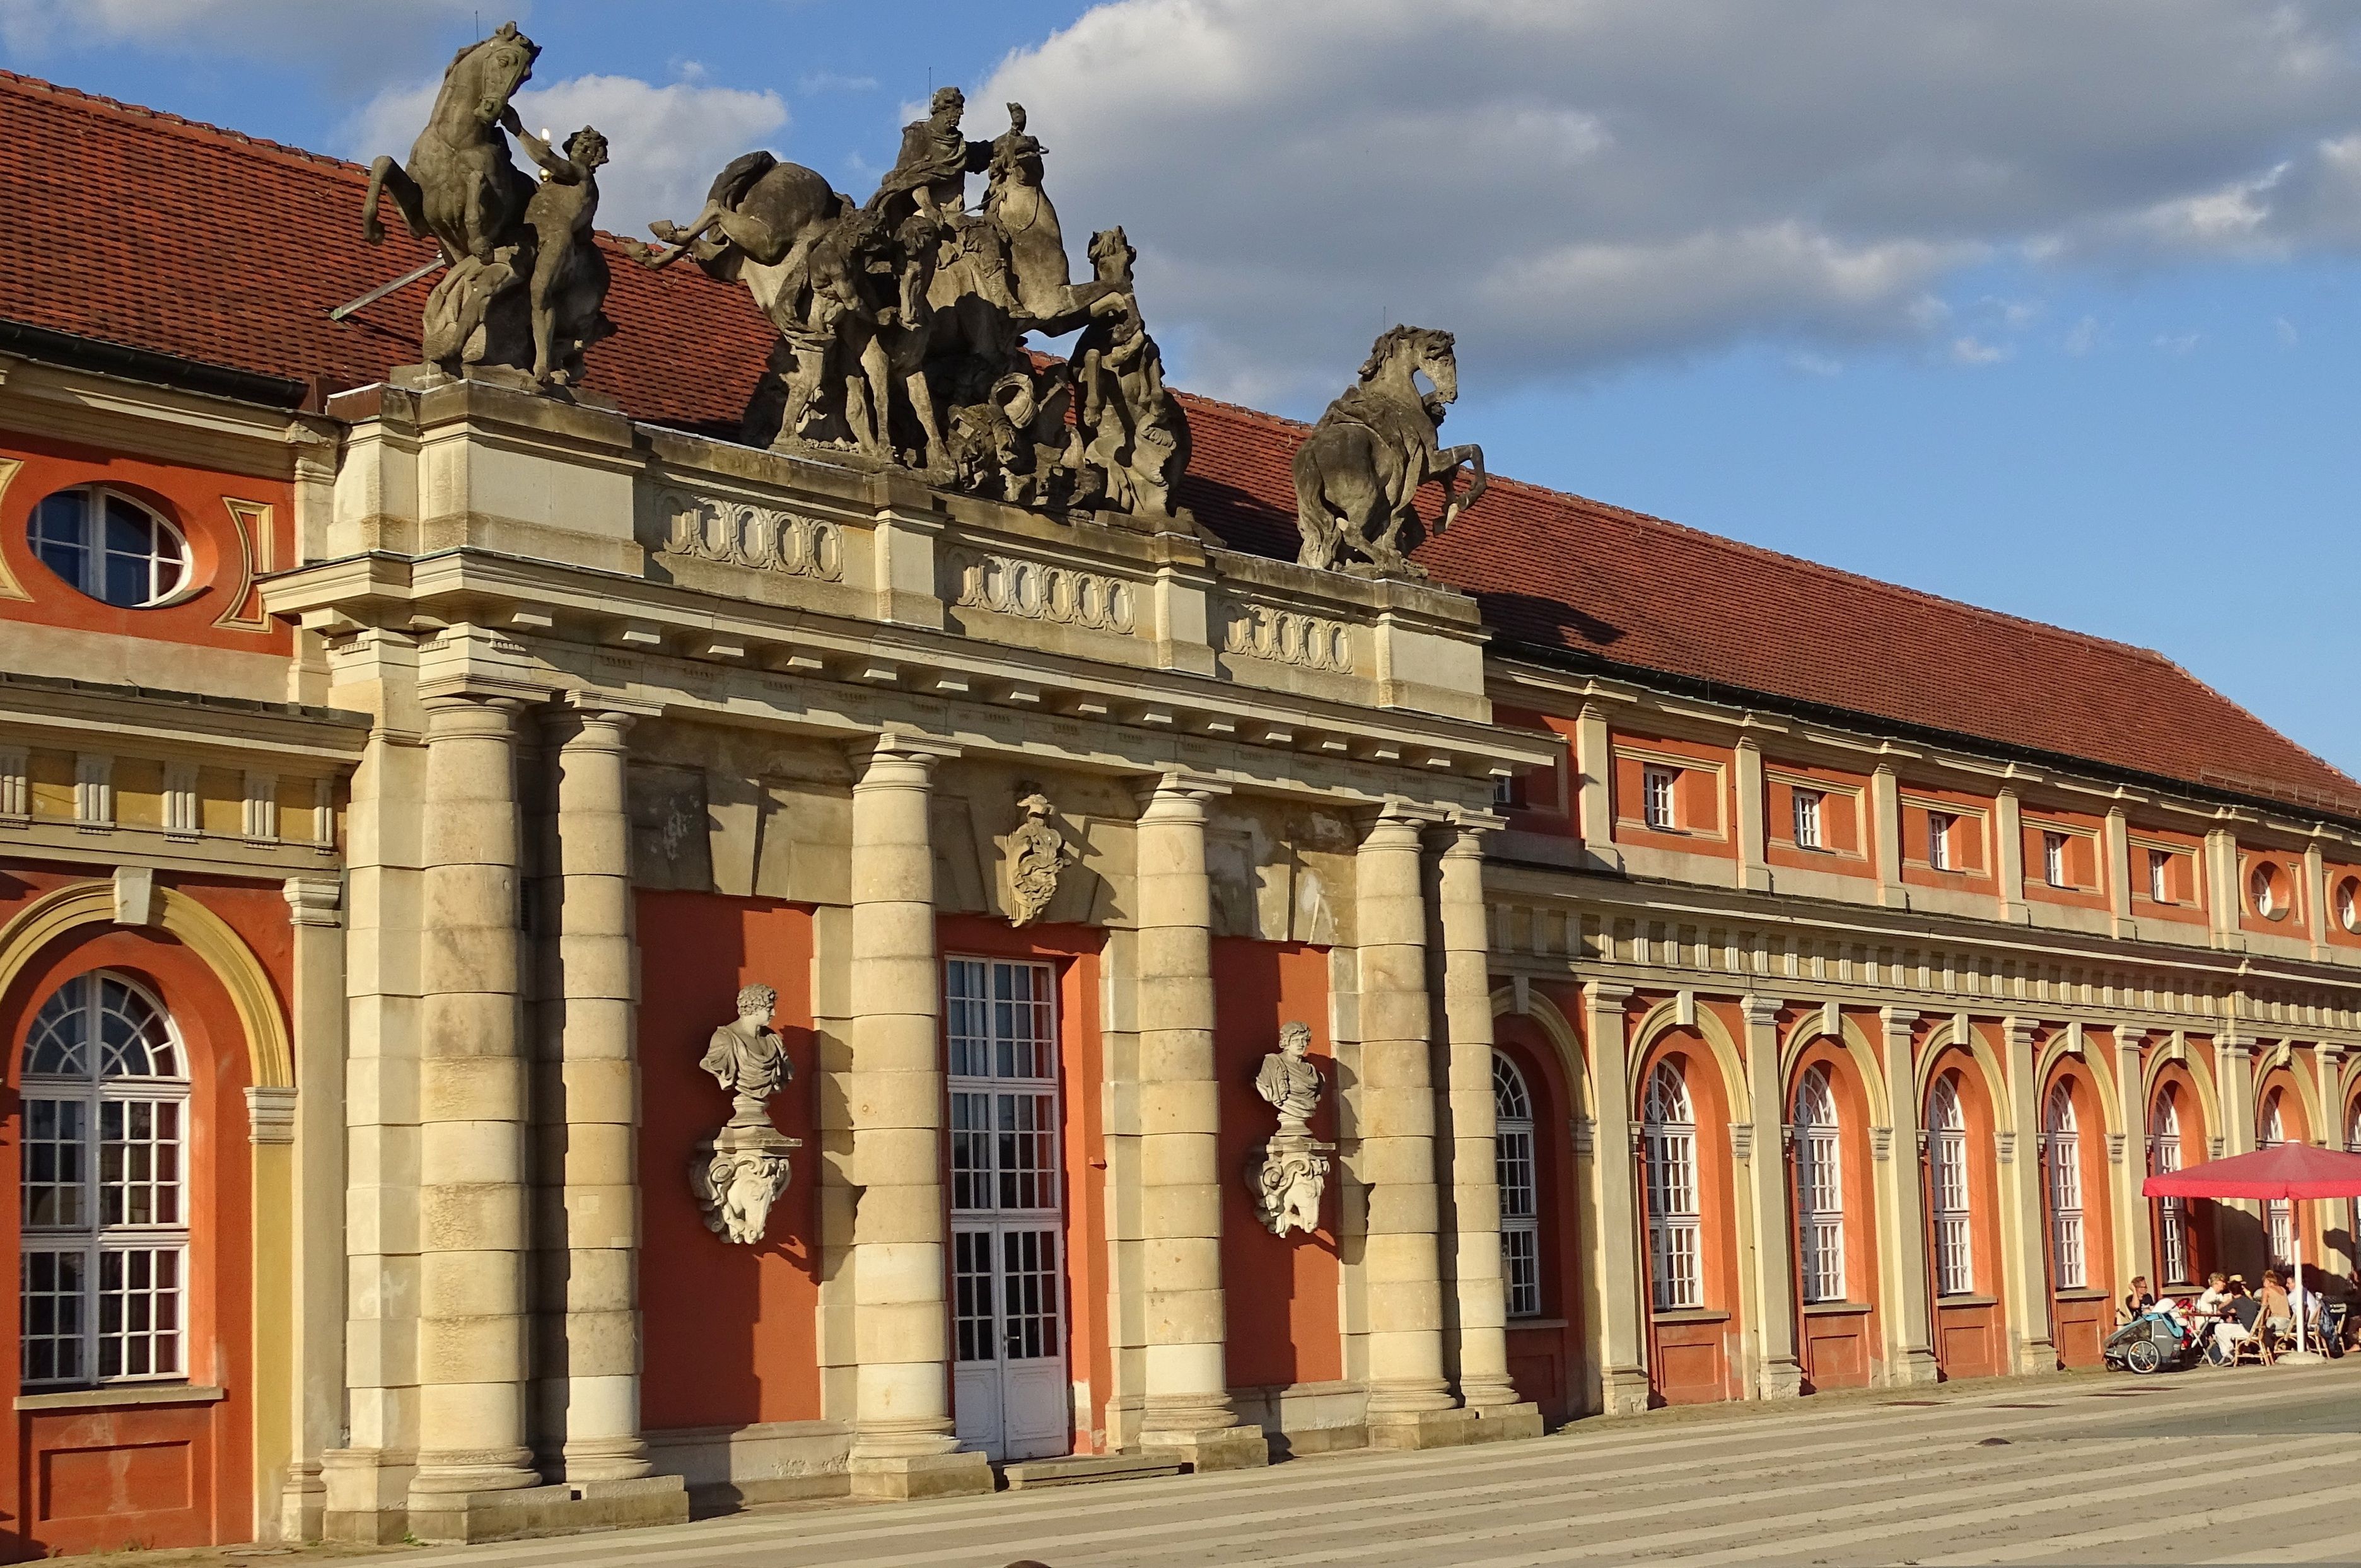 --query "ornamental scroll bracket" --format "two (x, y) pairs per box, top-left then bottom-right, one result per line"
(689, 982), (805, 1244)
(1245, 1021), (1333, 1237)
